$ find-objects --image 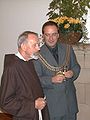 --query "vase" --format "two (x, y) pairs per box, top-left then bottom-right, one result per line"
(59, 31), (82, 45)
